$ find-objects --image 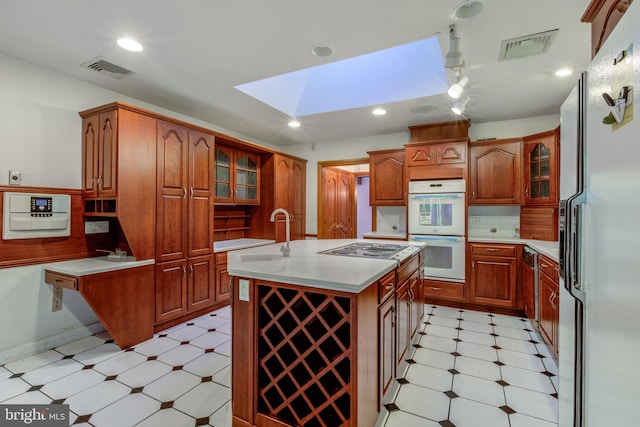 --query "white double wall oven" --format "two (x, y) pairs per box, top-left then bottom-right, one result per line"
(408, 179), (466, 282)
